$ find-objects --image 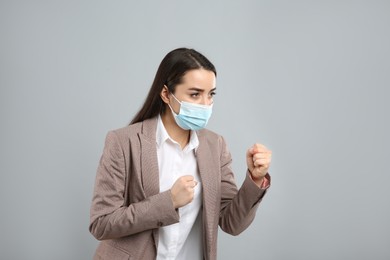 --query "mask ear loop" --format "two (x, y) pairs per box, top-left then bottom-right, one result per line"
(165, 85), (182, 115)
(164, 86), (181, 116)
(163, 85), (181, 105)
(167, 102), (178, 116)
(170, 92), (182, 105)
